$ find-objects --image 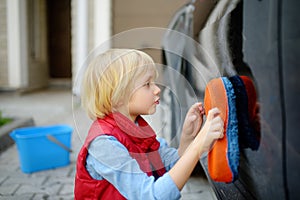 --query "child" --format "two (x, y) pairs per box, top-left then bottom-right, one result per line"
(74, 49), (224, 199)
